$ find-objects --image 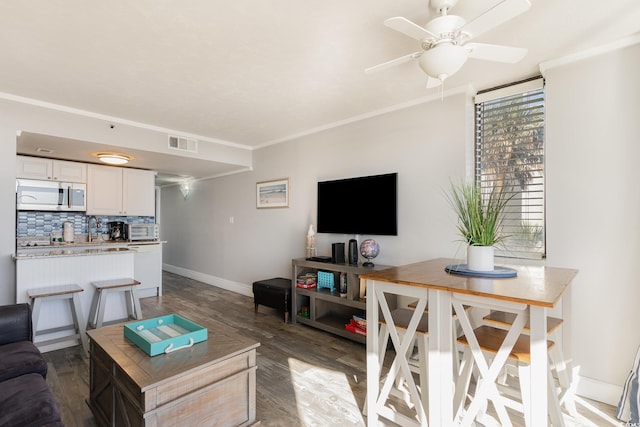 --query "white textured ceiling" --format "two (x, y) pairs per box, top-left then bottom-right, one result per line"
(2, 0), (640, 180)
